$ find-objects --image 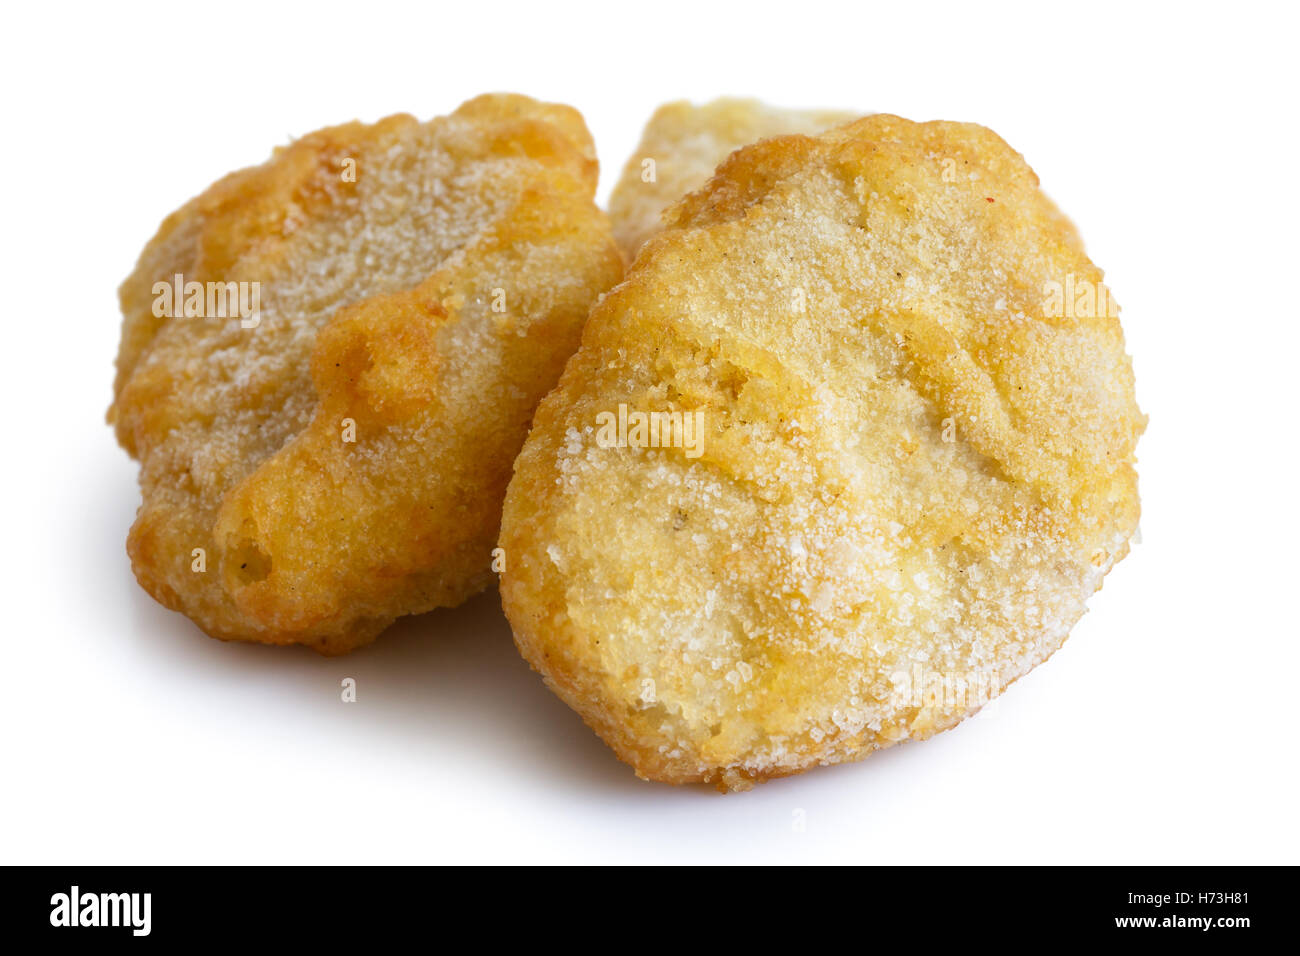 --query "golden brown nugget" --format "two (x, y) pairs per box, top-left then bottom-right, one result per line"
(607, 98), (859, 259)
(111, 94), (623, 654)
(500, 115), (1144, 790)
